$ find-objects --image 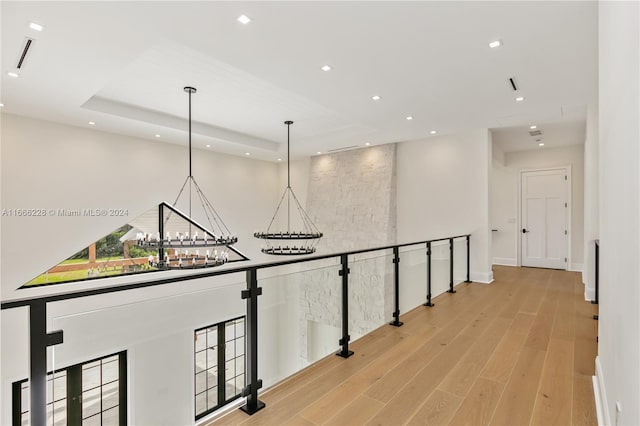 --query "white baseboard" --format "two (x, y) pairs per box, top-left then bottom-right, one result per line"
(470, 271), (494, 284)
(584, 286), (596, 302)
(594, 356), (610, 426)
(570, 262), (584, 272)
(492, 257), (517, 266)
